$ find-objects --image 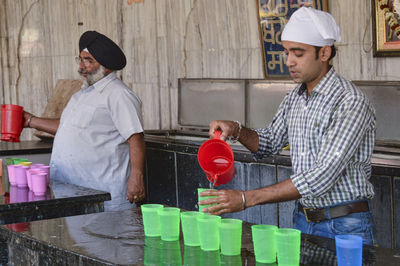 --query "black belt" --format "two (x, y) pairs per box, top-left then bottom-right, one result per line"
(298, 201), (369, 223)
